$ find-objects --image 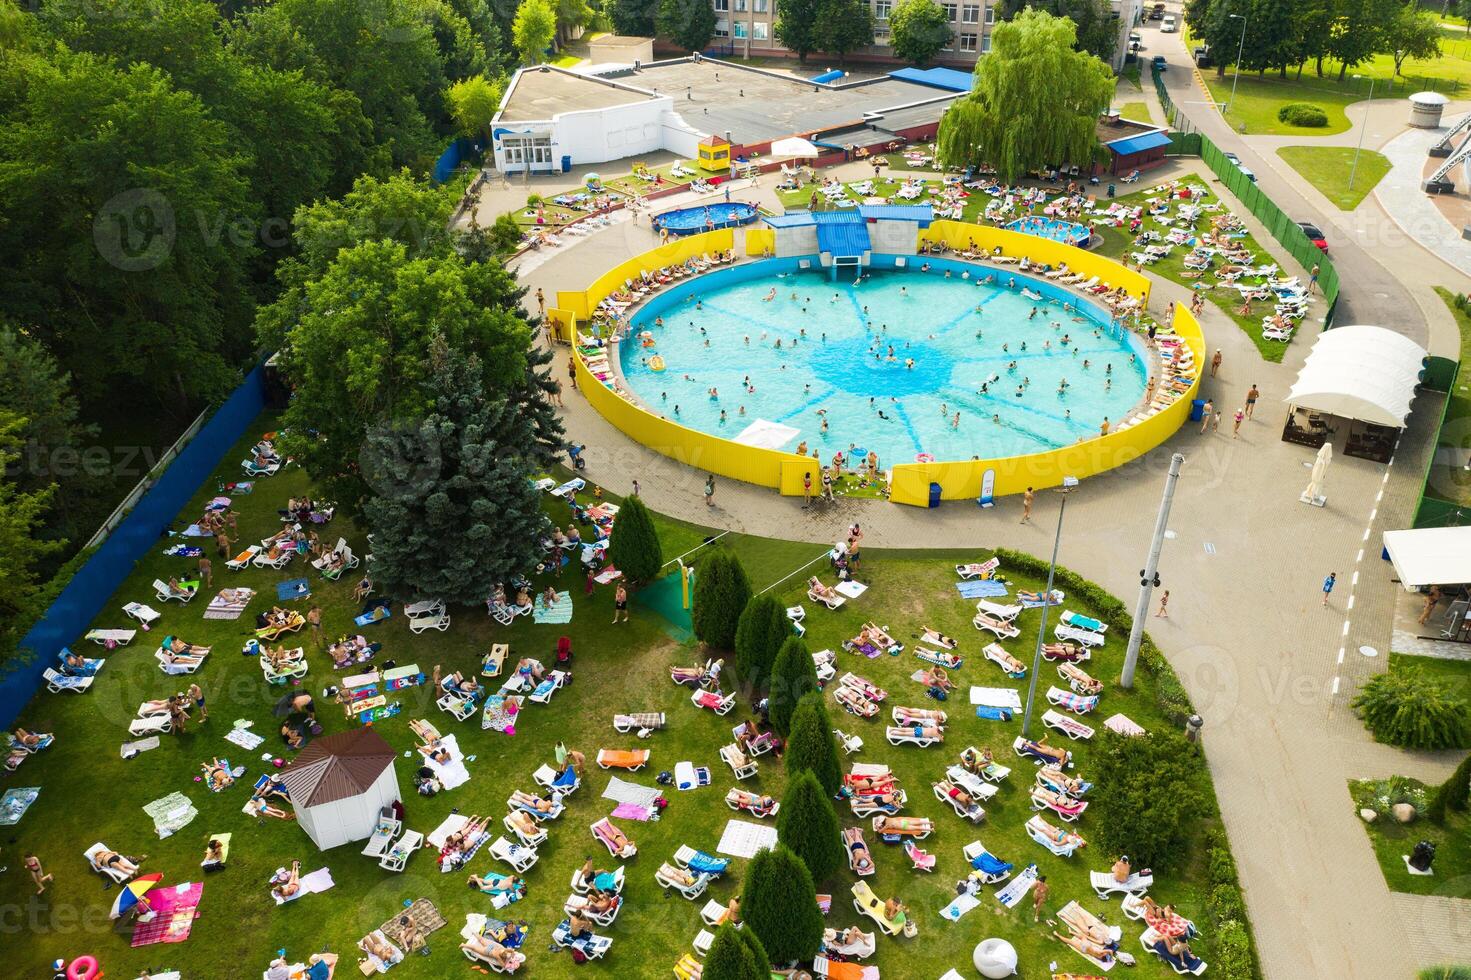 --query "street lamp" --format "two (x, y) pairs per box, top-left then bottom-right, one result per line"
(1348, 73), (1376, 192)
(1020, 475), (1079, 738)
(1226, 13), (1247, 120)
